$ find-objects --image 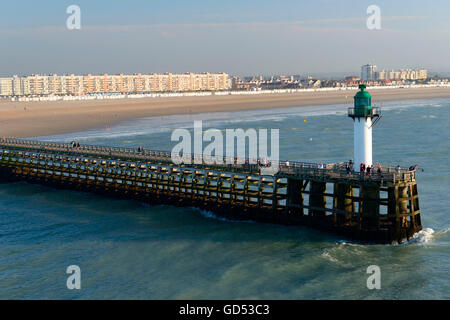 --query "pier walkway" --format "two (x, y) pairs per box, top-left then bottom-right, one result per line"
(0, 138), (422, 244)
(0, 138), (416, 186)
